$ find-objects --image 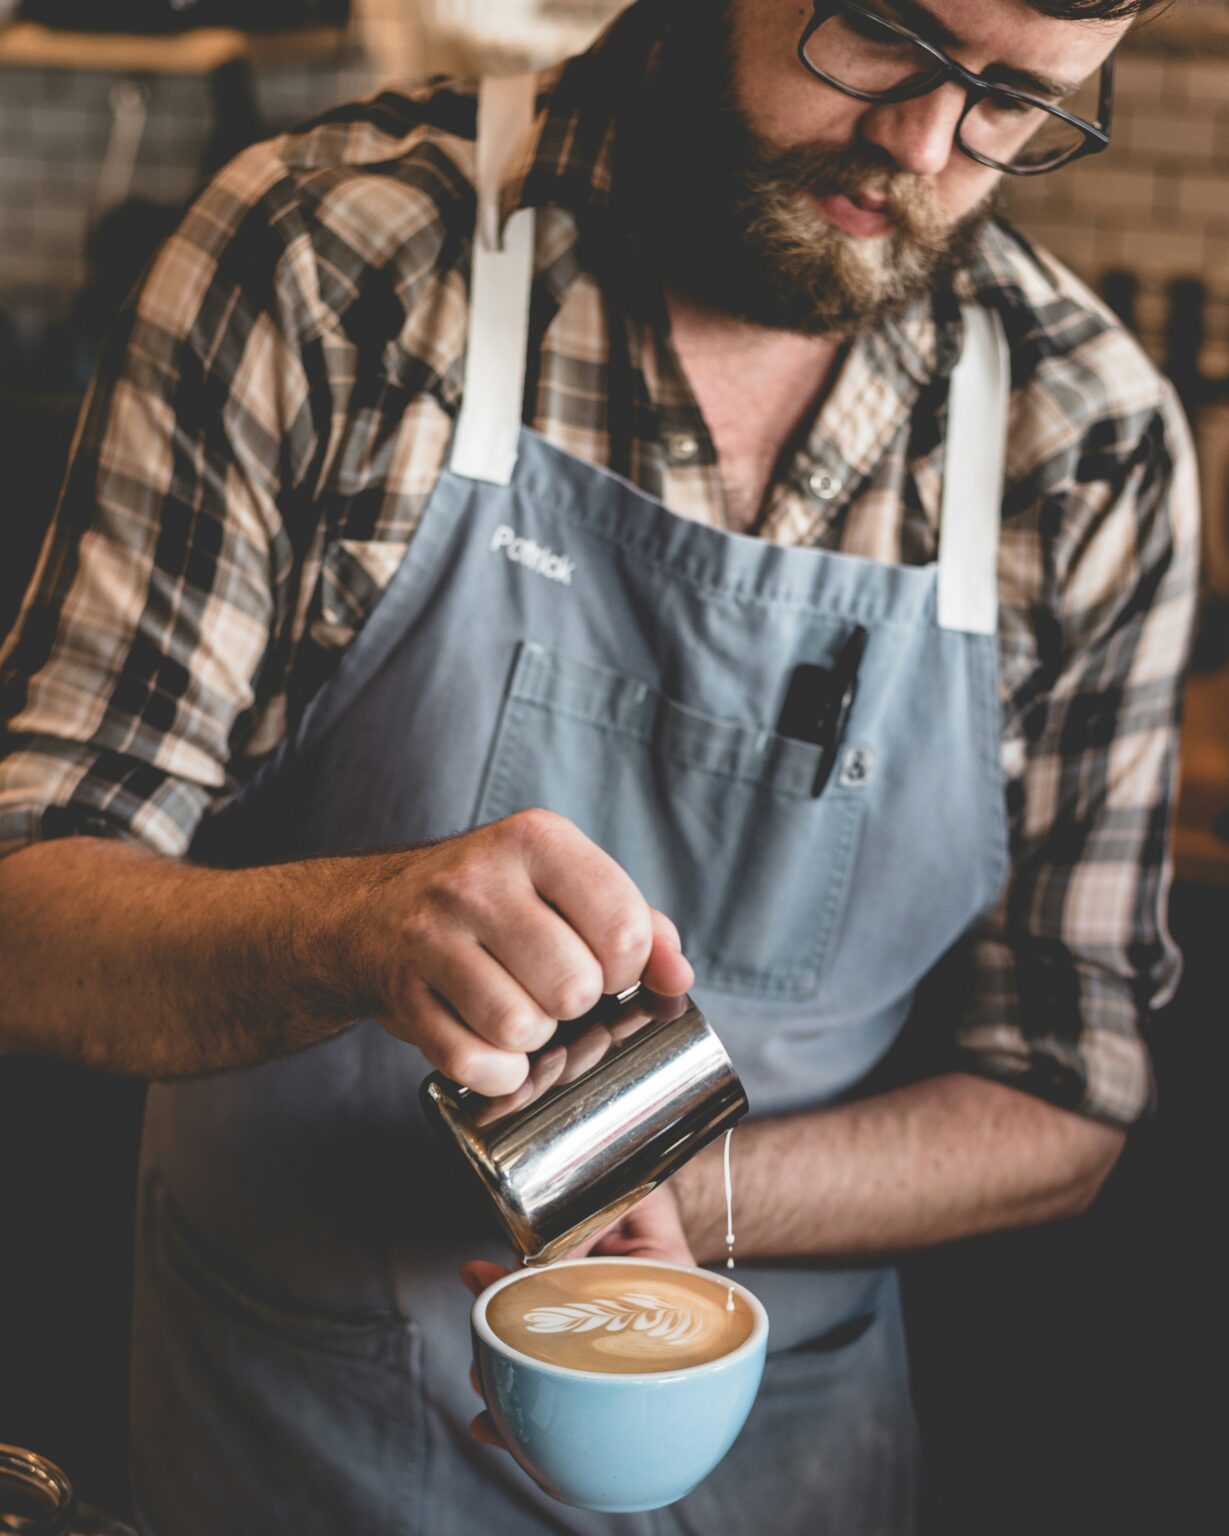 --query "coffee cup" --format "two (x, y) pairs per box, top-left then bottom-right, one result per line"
(470, 1256), (768, 1512)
